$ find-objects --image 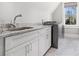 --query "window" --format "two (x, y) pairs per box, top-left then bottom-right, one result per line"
(64, 2), (77, 25)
